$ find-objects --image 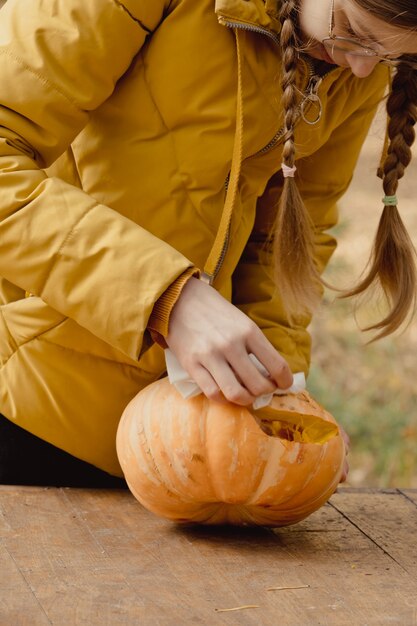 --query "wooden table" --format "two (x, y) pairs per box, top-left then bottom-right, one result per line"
(1, 486), (416, 625)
